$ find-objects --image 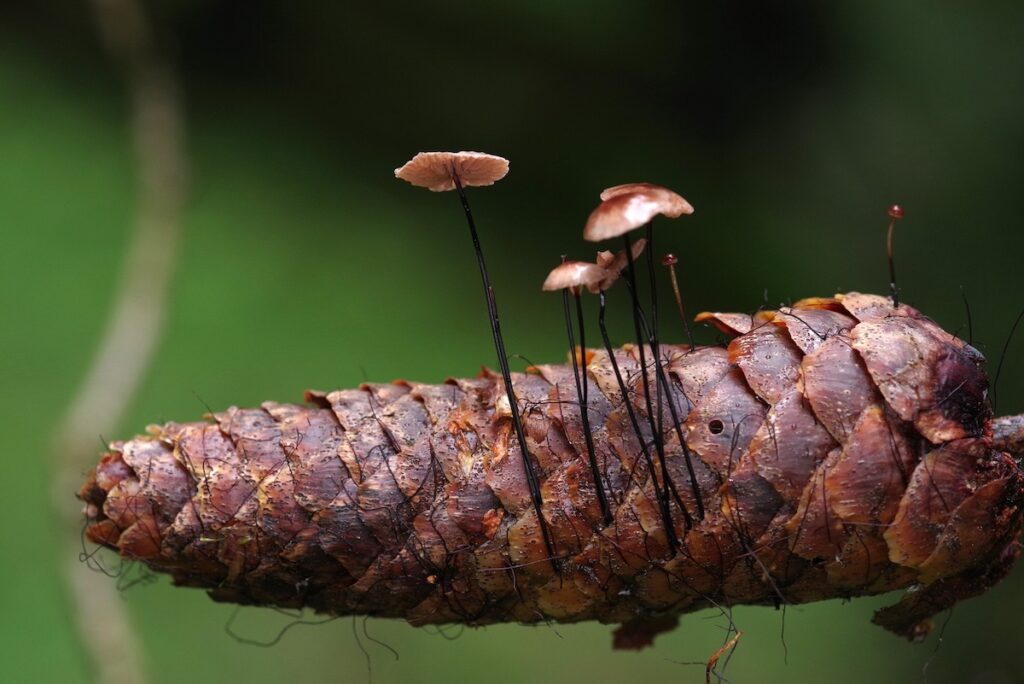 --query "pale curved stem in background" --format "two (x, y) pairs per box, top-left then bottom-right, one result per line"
(51, 1), (187, 682)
